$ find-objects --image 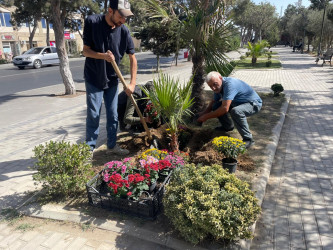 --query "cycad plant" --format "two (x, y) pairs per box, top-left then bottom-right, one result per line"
(141, 74), (194, 152)
(246, 40), (270, 64)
